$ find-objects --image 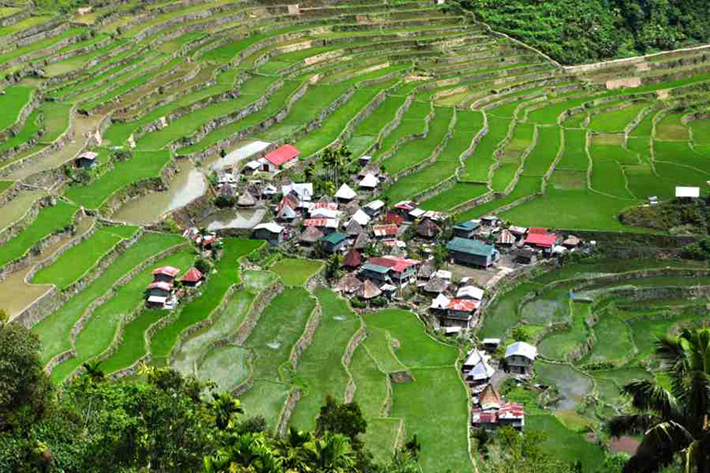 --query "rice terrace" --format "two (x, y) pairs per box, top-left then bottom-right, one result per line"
(1, 0), (710, 471)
